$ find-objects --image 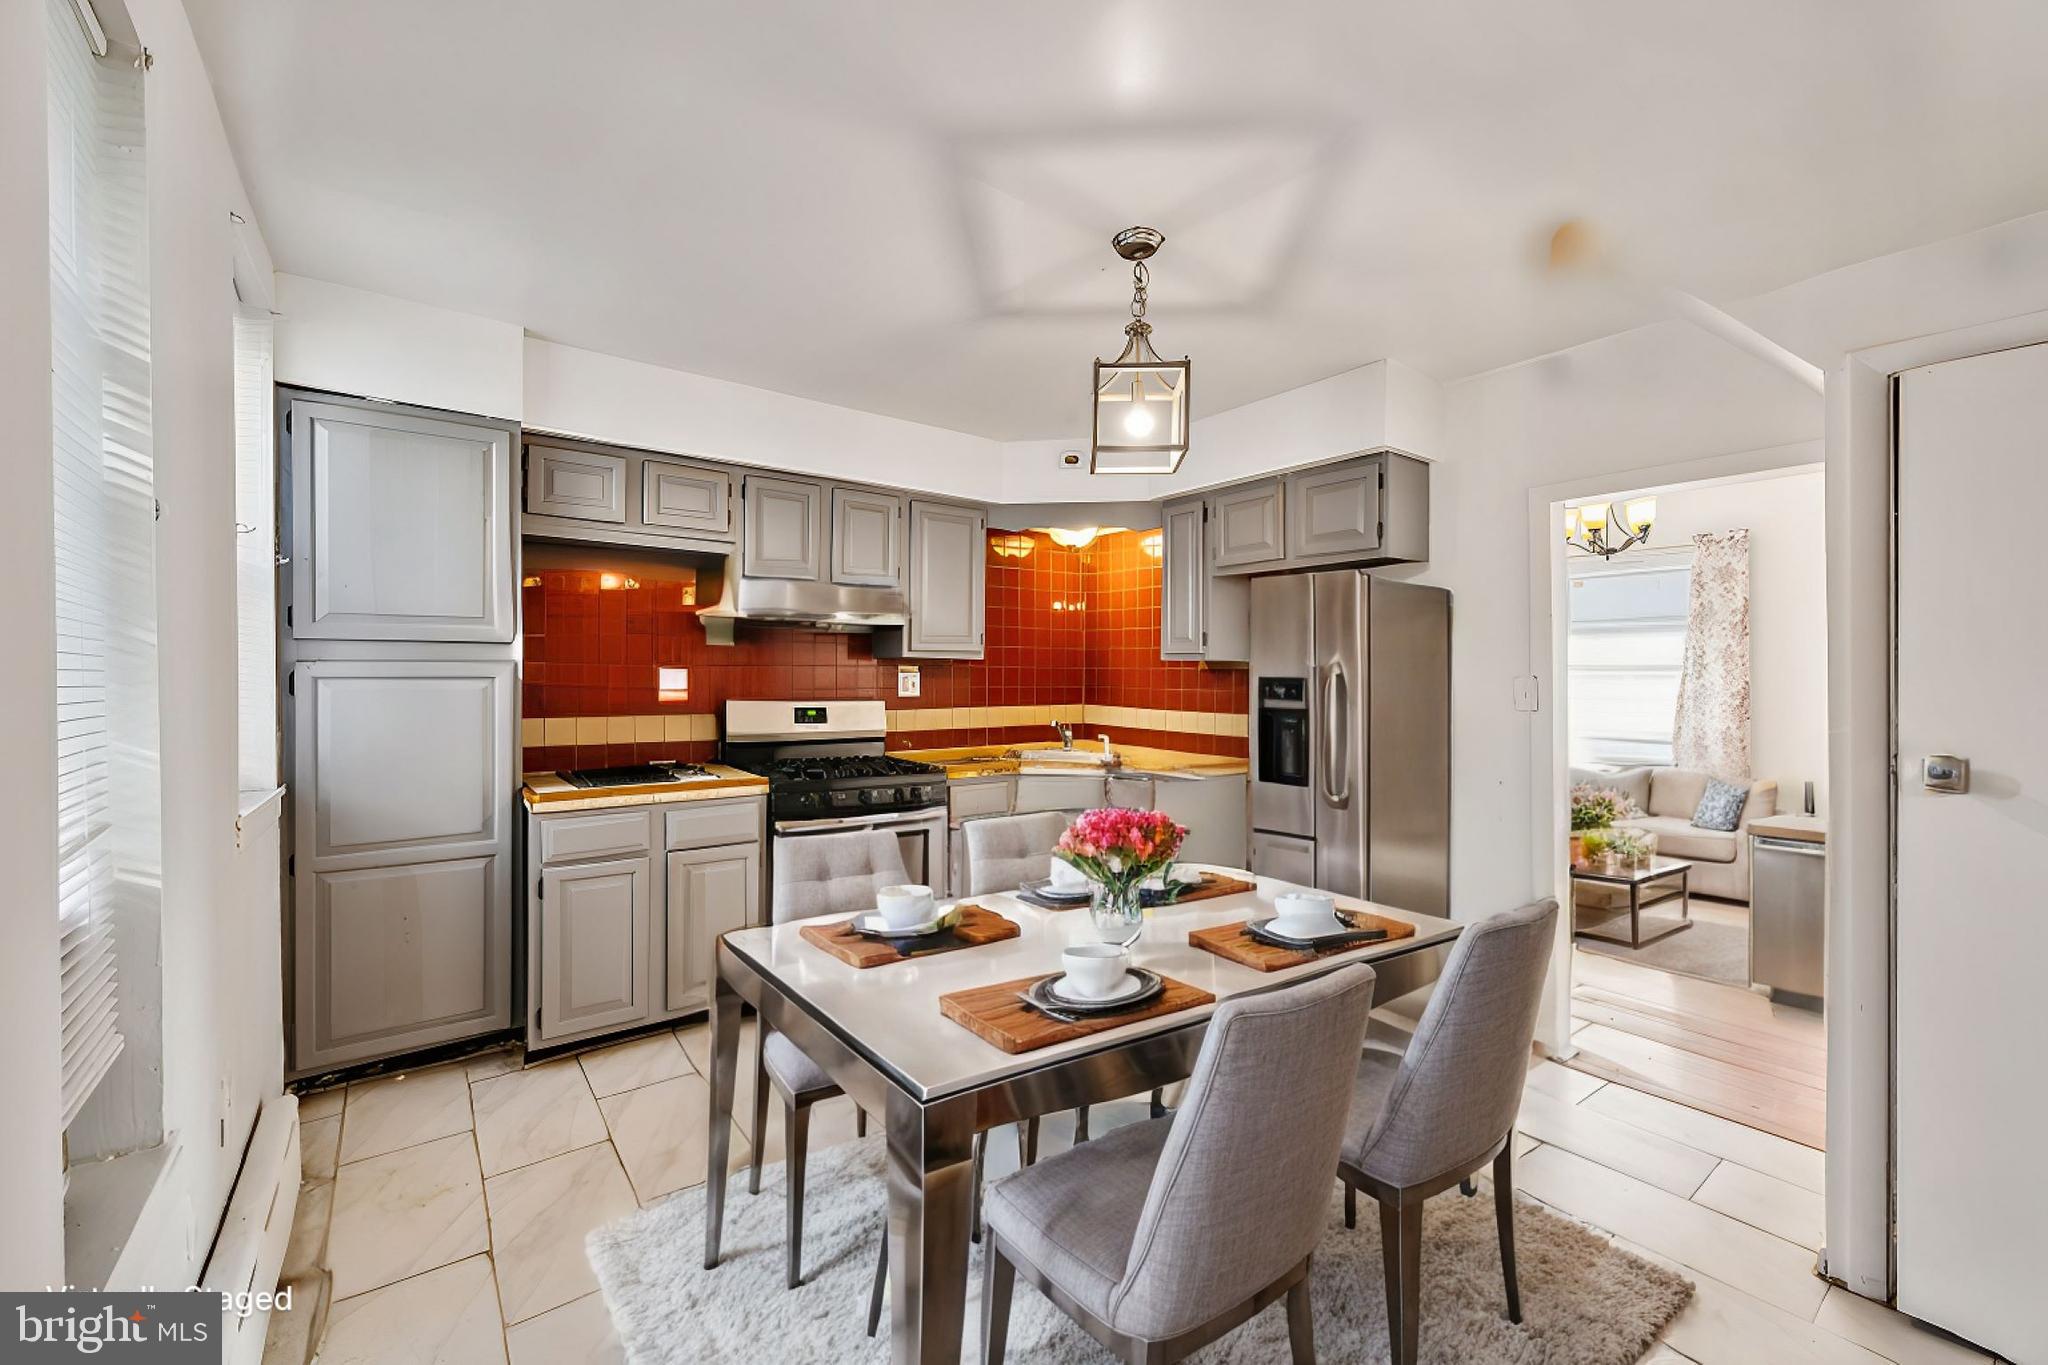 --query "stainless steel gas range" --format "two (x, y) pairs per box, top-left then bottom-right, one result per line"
(721, 699), (950, 897)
